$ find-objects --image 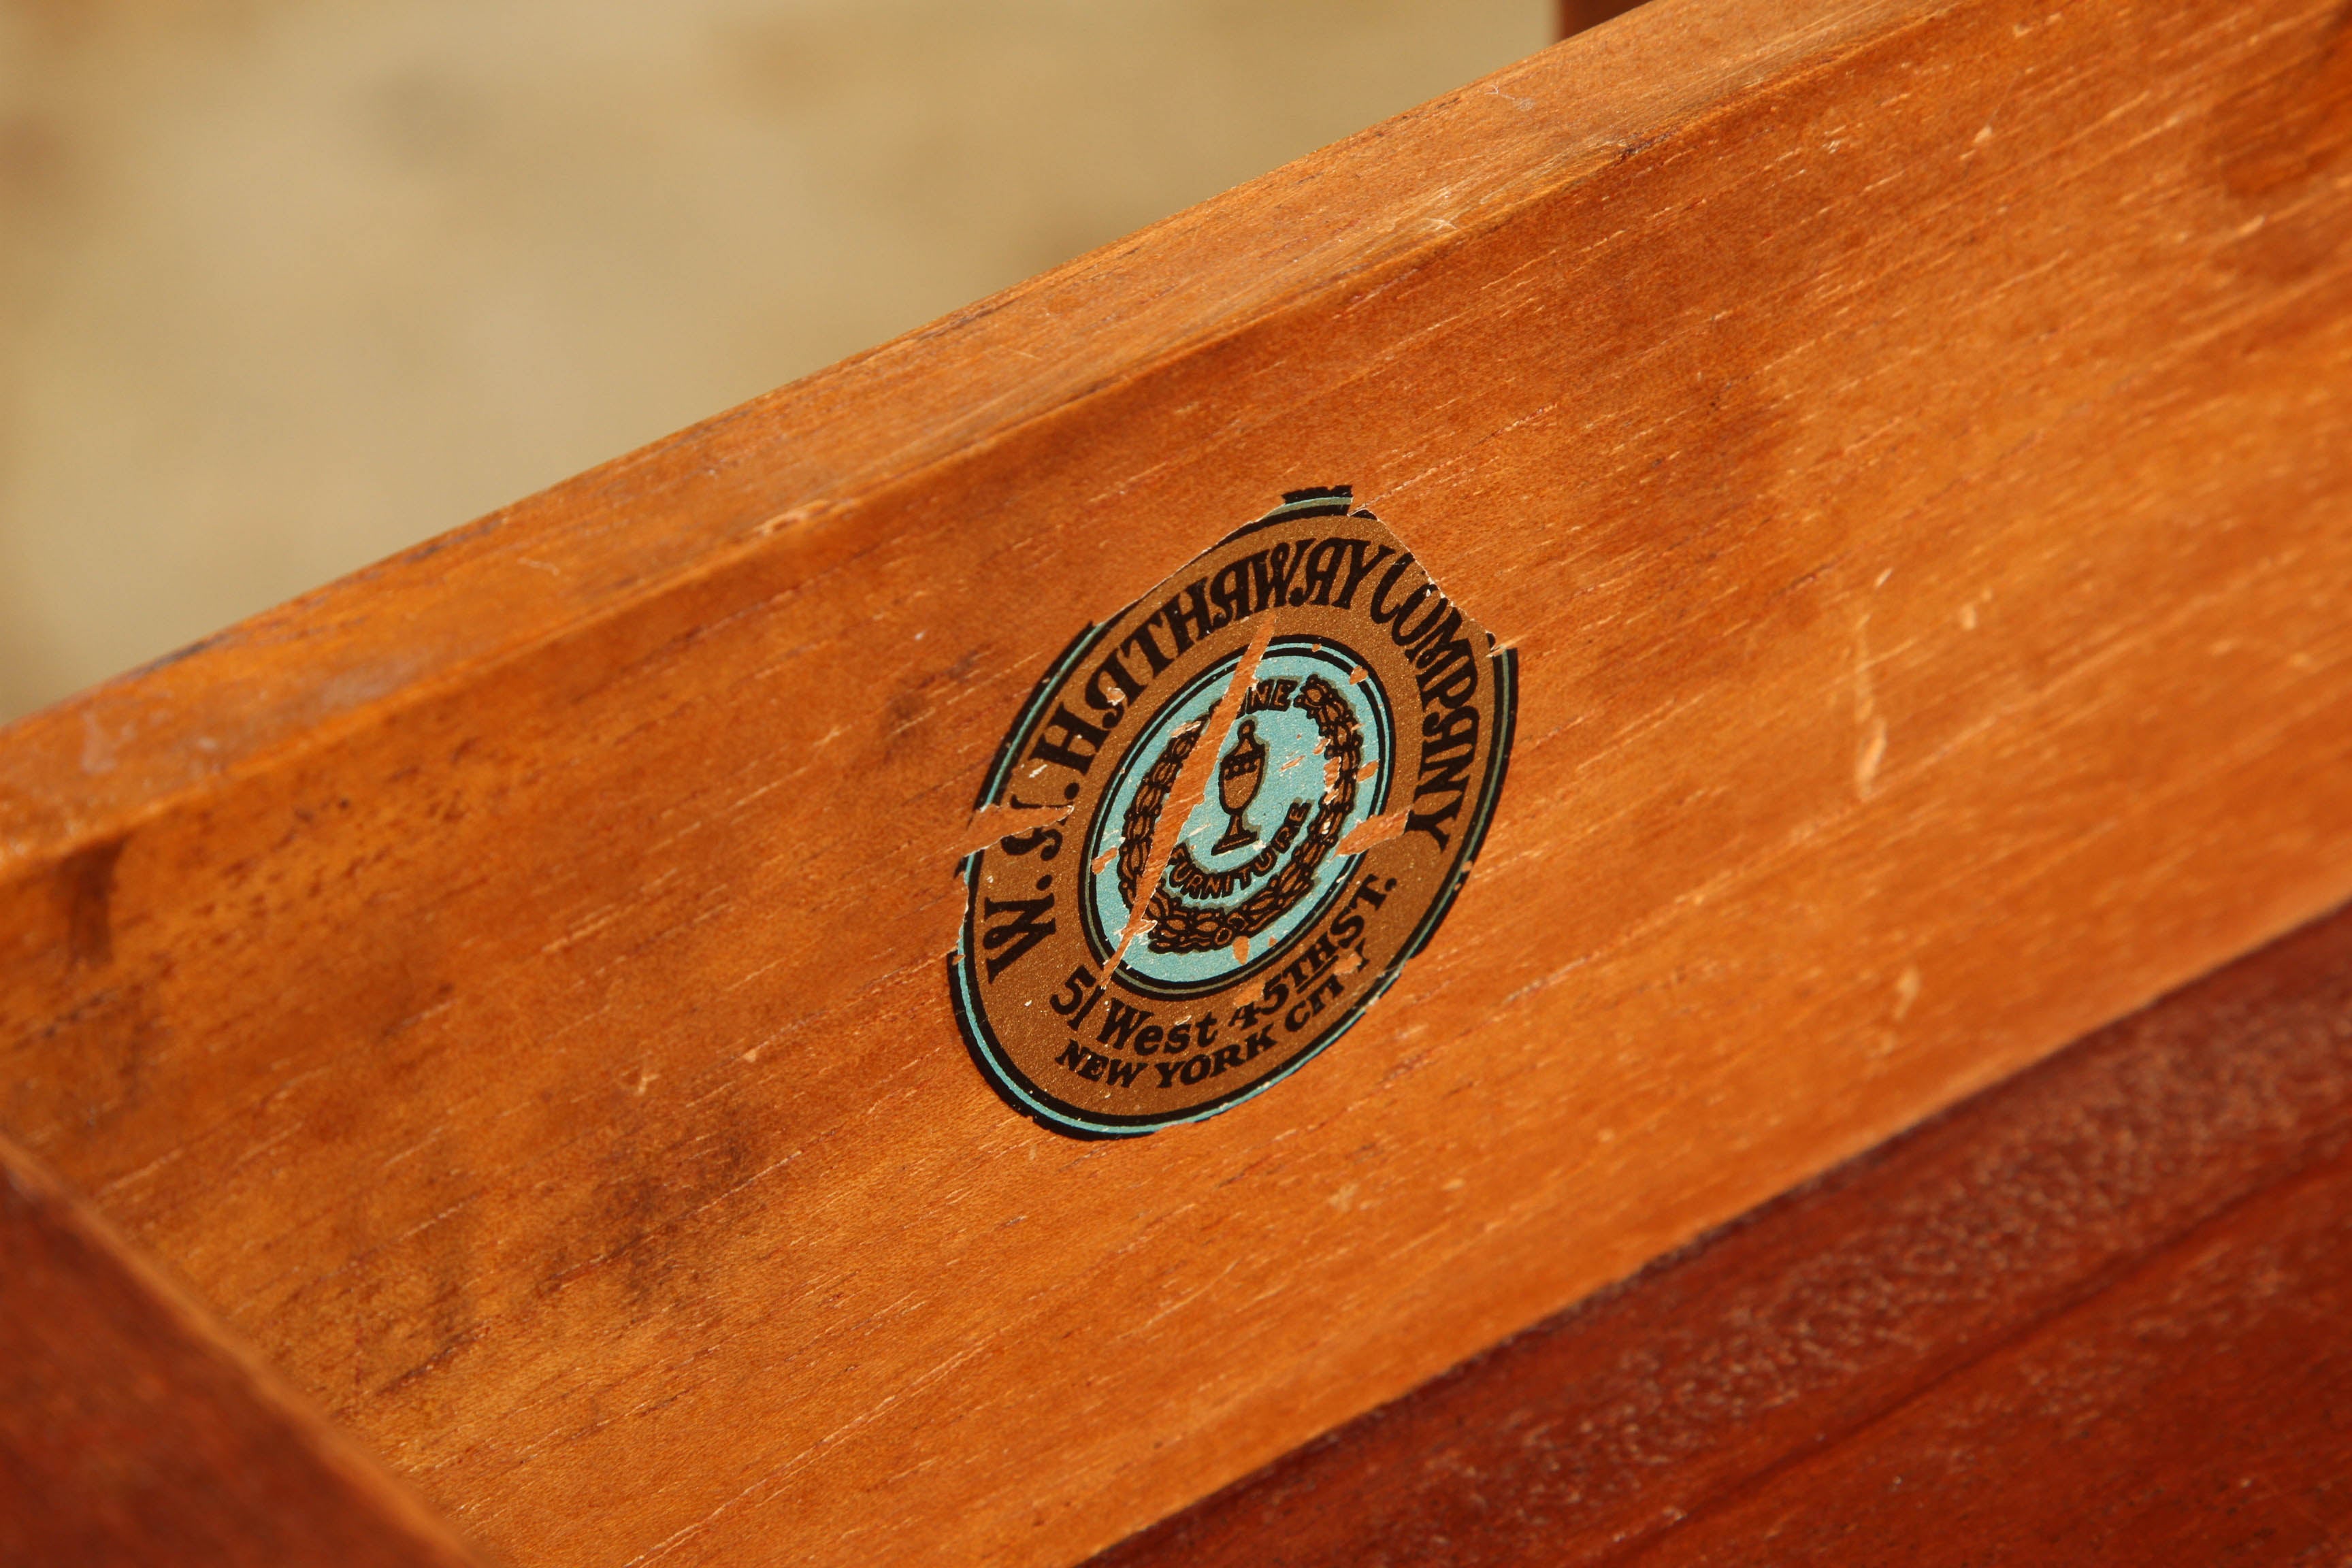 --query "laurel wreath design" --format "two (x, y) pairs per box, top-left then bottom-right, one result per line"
(1112, 674), (1365, 955)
